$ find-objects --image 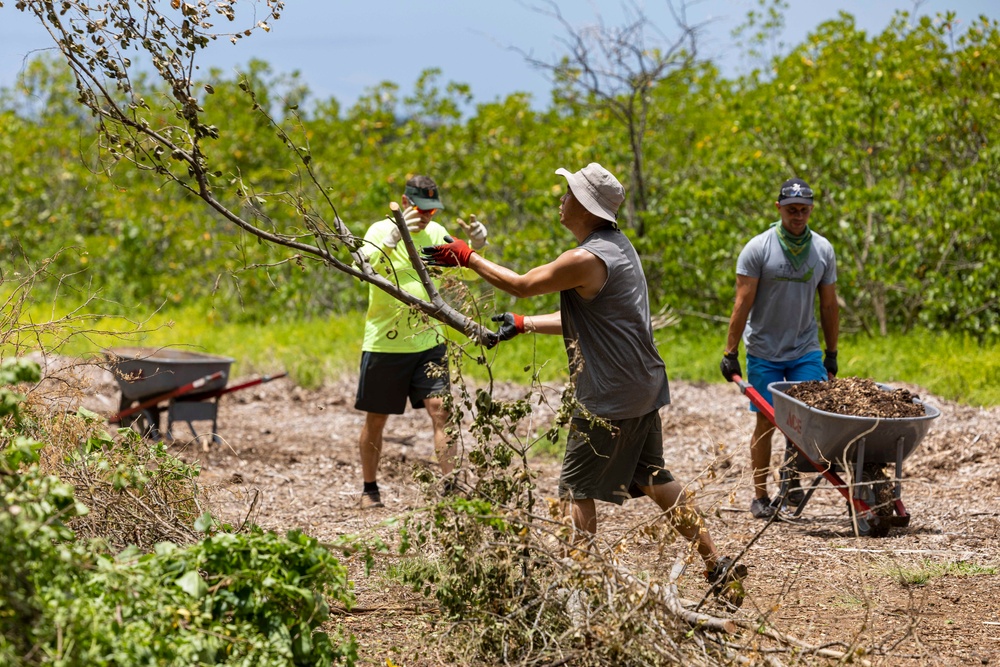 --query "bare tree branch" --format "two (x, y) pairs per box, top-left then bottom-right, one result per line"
(514, 1), (706, 233)
(10, 0), (492, 346)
